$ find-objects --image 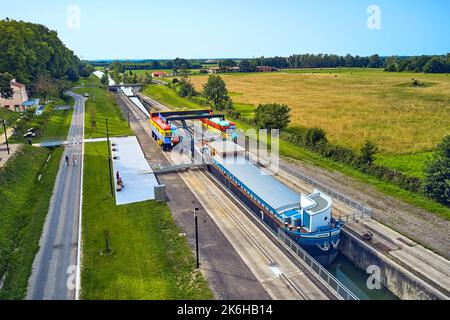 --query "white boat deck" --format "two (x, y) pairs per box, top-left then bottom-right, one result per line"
(111, 136), (159, 205)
